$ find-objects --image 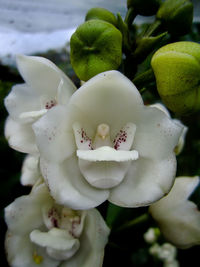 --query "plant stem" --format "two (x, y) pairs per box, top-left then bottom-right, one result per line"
(124, 7), (137, 28)
(145, 20), (162, 37)
(132, 68), (155, 89)
(115, 213), (150, 232)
